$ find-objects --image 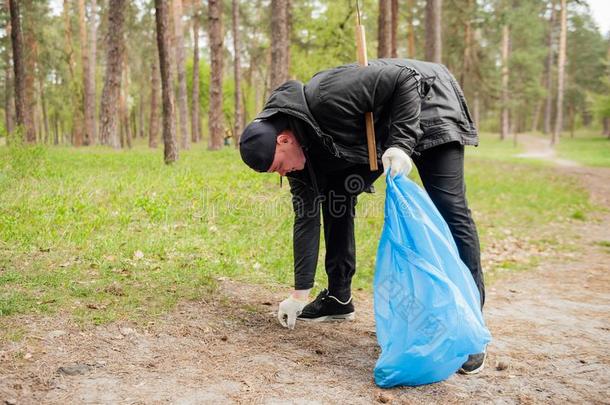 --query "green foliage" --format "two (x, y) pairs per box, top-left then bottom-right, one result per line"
(591, 93), (610, 120)
(290, 0), (360, 79)
(566, 9), (609, 115)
